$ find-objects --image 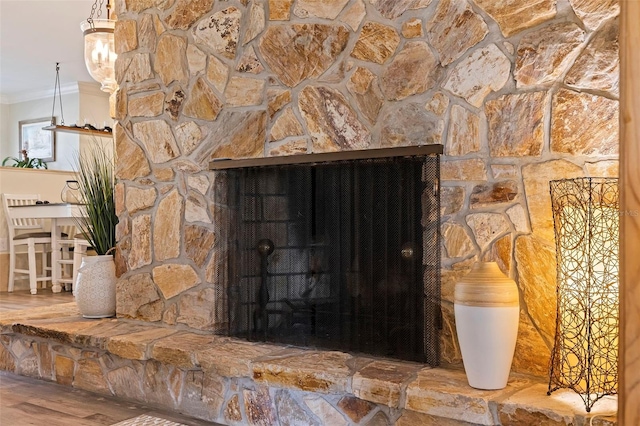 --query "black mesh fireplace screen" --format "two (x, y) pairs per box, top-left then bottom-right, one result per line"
(217, 154), (441, 365)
